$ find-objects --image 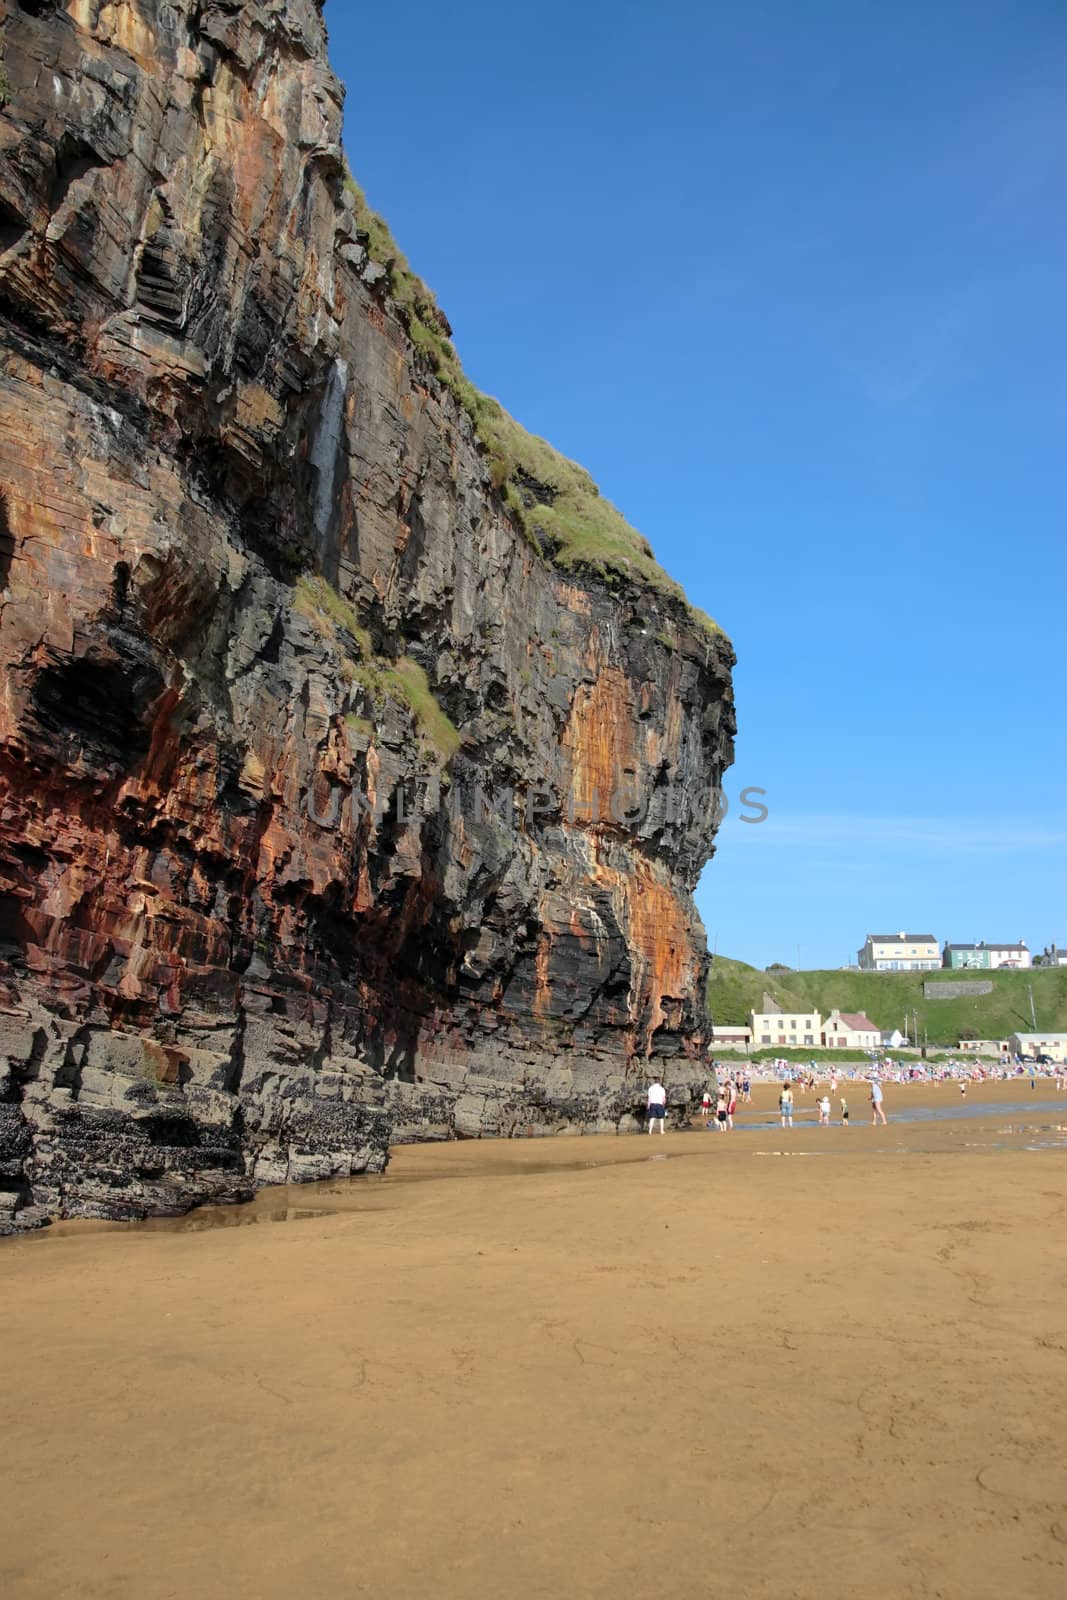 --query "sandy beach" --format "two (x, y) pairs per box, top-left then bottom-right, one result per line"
(3, 1078), (1066, 1600)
